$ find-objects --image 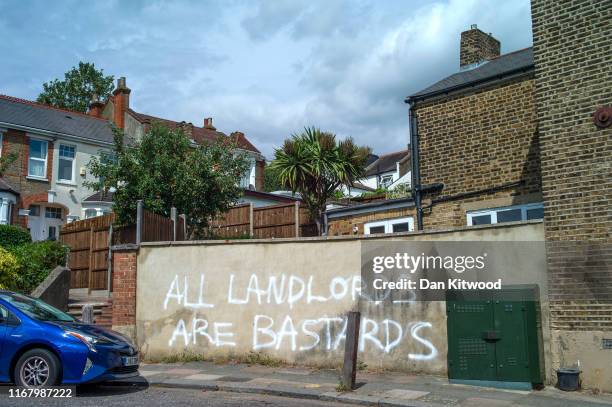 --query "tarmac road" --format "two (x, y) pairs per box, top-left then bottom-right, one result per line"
(0, 382), (341, 407)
